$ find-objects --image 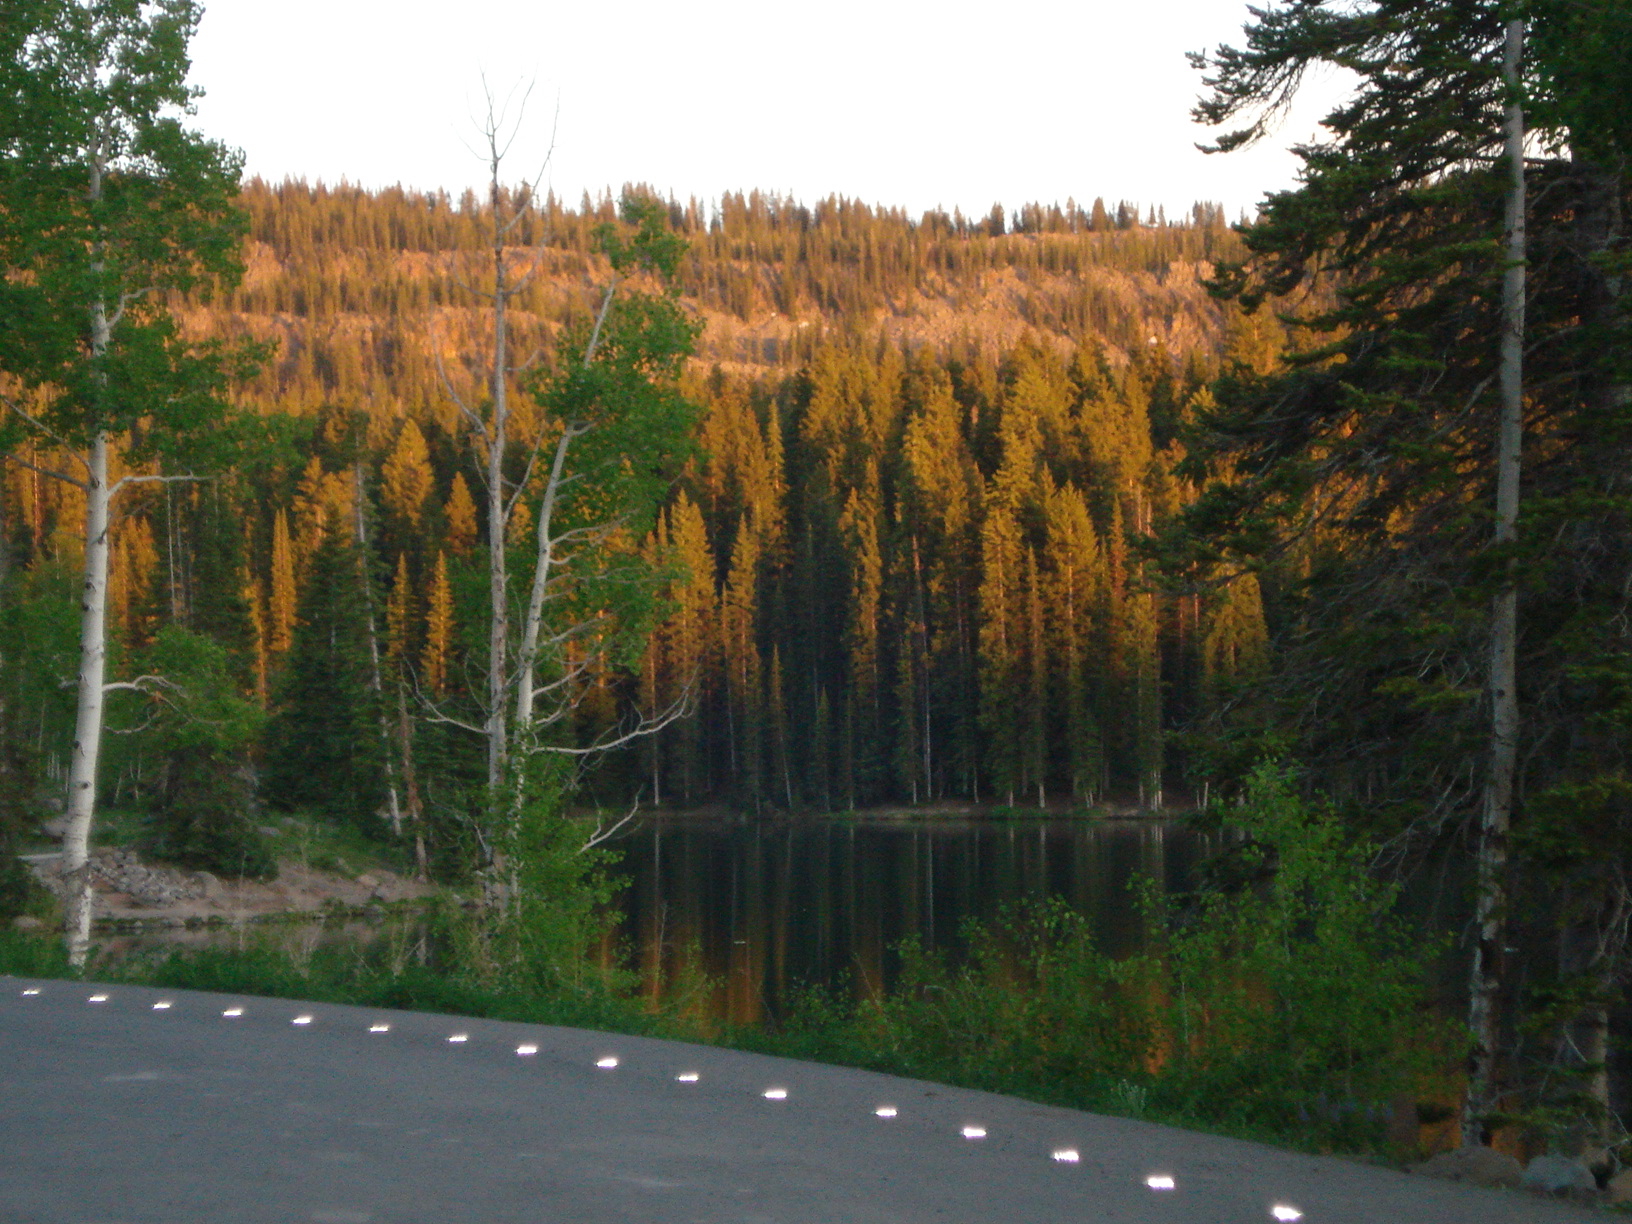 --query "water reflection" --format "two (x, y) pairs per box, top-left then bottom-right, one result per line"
(612, 816), (1223, 1026)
